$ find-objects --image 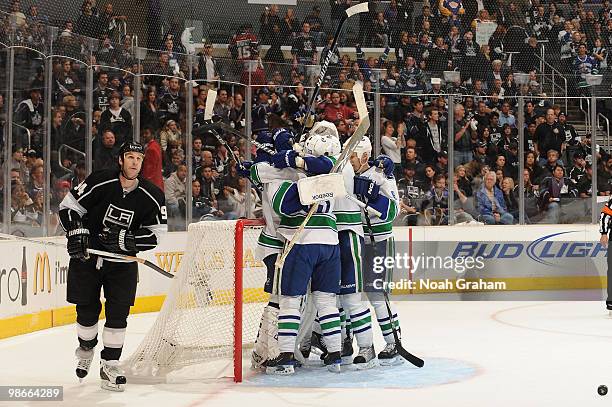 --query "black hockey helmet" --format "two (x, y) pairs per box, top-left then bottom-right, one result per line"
(118, 141), (145, 180)
(118, 141), (145, 158)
